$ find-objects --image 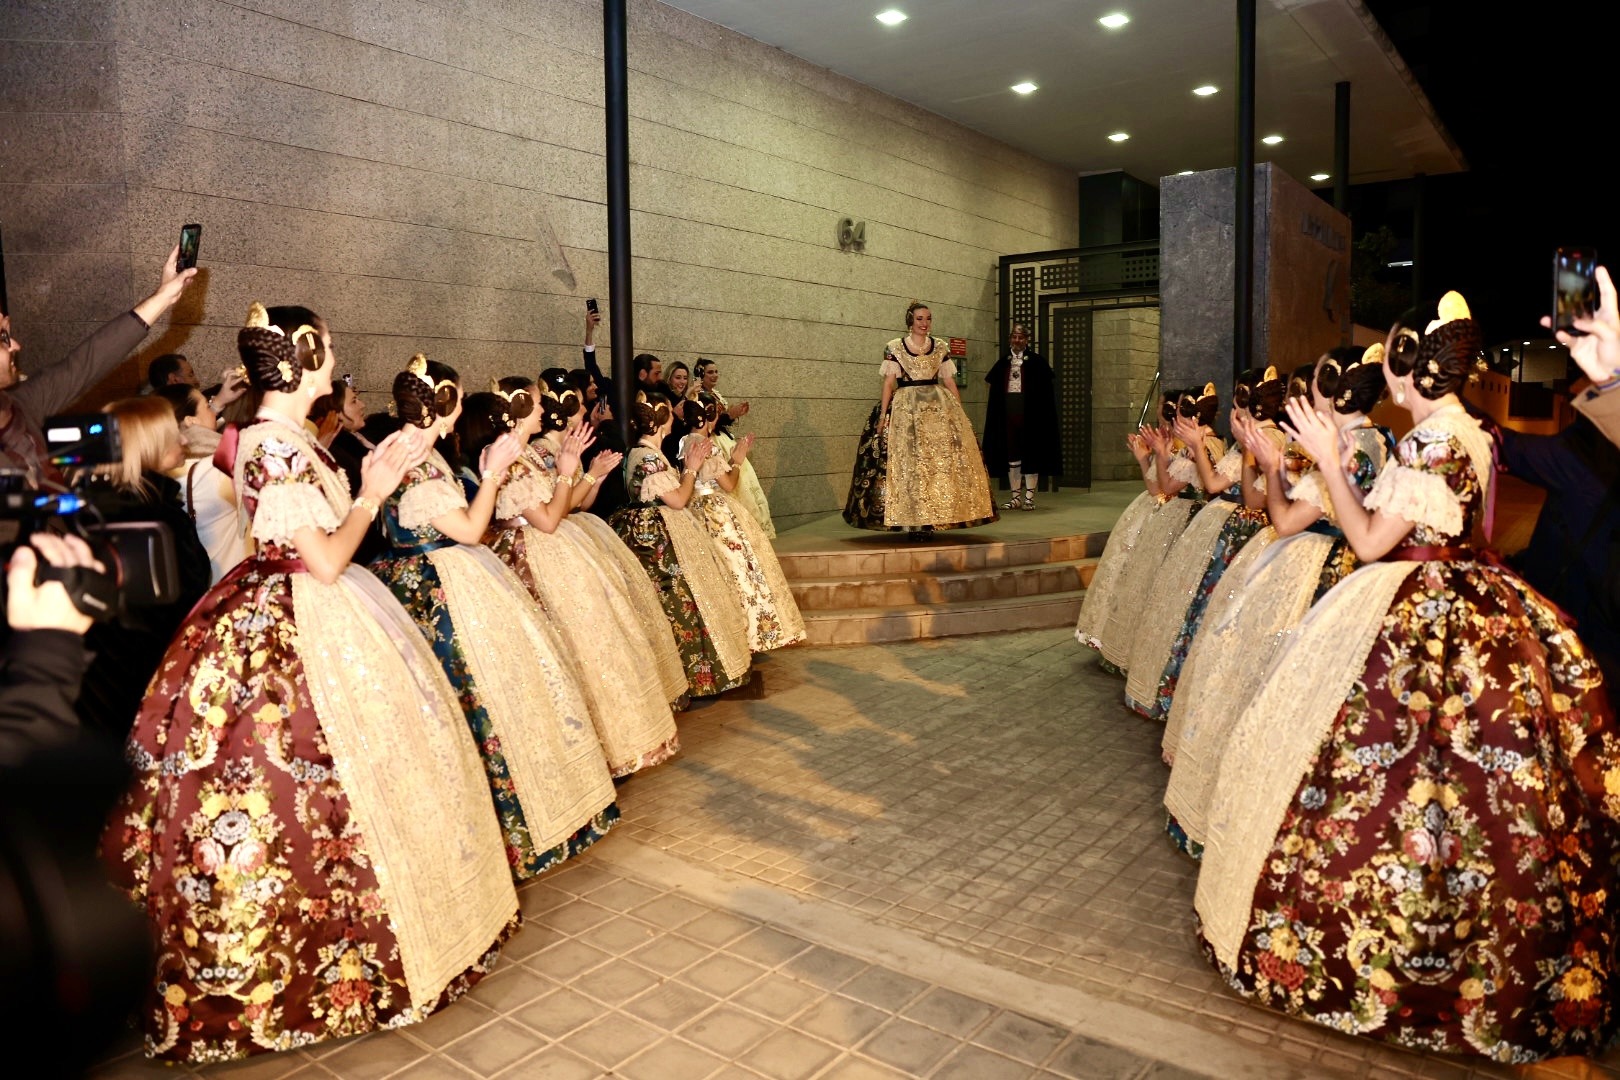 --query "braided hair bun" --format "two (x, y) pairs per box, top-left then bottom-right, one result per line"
(393, 355), (461, 429)
(1247, 366), (1286, 422)
(237, 303), (325, 392)
(1387, 292), (1485, 400)
(1317, 344), (1386, 415)
(630, 397), (672, 438)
